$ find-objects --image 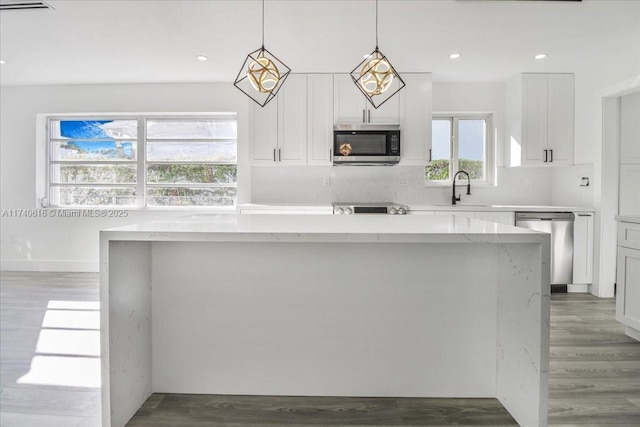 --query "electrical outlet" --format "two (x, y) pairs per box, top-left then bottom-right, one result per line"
(525, 178), (533, 187)
(398, 175), (409, 186)
(323, 176), (331, 186)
